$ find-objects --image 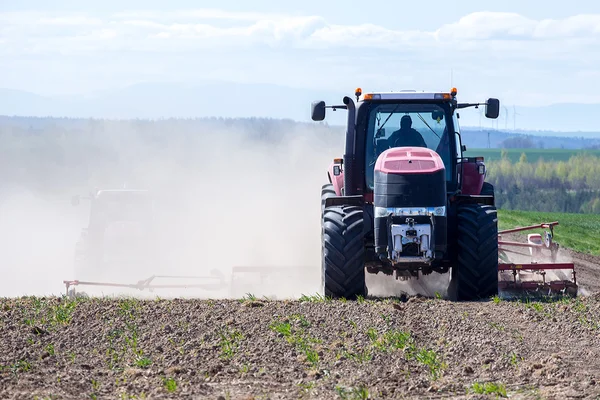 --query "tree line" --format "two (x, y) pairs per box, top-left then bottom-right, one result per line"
(485, 152), (600, 213)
